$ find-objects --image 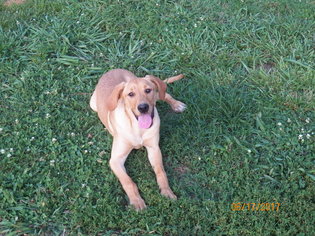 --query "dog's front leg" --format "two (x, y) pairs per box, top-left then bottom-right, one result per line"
(109, 138), (146, 210)
(146, 145), (177, 200)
